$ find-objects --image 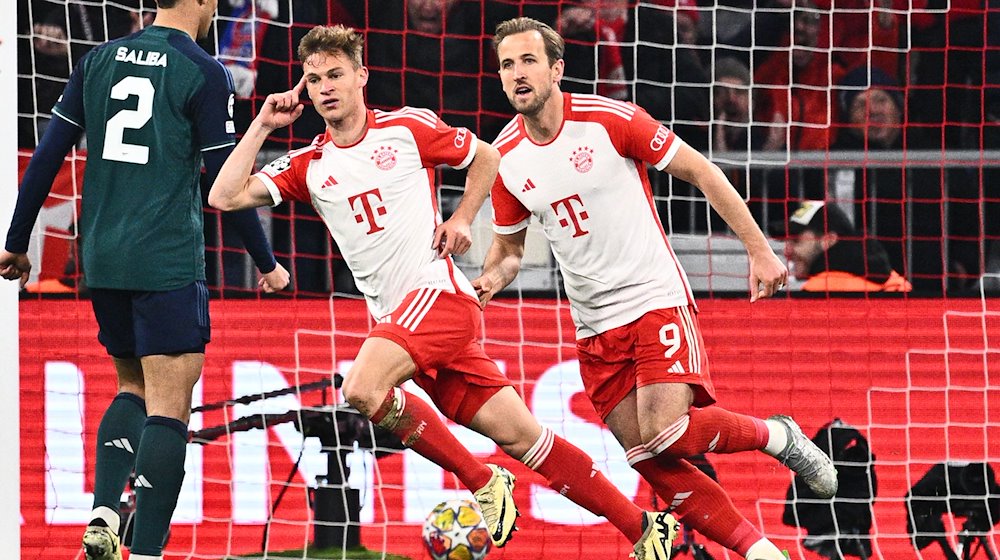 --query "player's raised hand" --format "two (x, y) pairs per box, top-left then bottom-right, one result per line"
(432, 216), (473, 258)
(258, 76), (306, 130)
(748, 246), (787, 302)
(0, 250), (31, 288)
(259, 262), (290, 293)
